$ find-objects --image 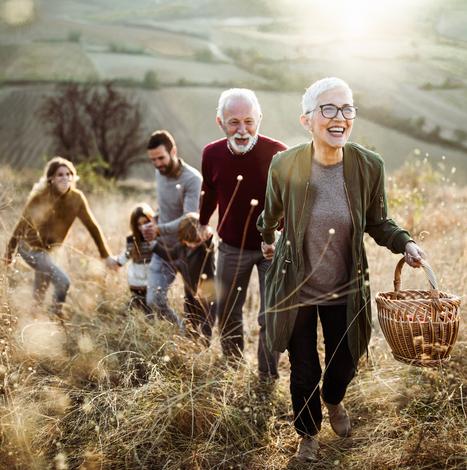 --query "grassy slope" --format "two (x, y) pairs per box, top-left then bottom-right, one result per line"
(86, 52), (265, 85)
(0, 163), (465, 469)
